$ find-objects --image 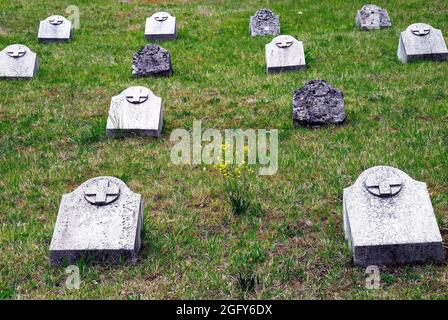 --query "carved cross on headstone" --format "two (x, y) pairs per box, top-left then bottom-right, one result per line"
(126, 87), (149, 104)
(365, 174), (402, 197)
(7, 45), (26, 58)
(275, 39), (293, 48)
(411, 25), (431, 36)
(49, 16), (64, 25)
(155, 14), (168, 22)
(84, 178), (120, 205)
